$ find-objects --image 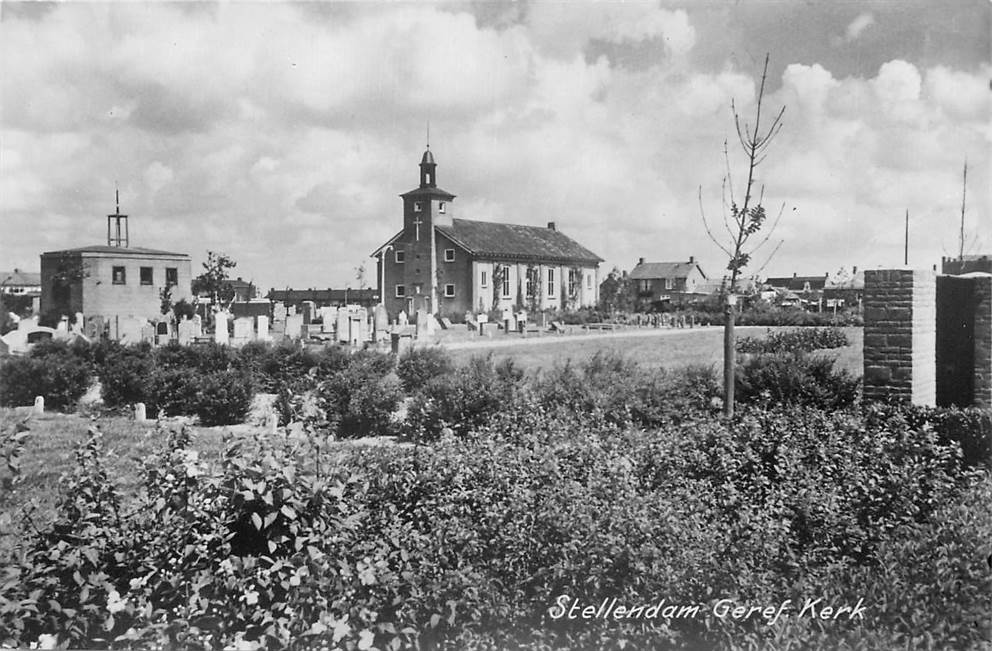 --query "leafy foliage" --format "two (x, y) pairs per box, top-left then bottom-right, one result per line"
(396, 346), (454, 393)
(736, 352), (860, 410)
(736, 327), (849, 354)
(0, 346), (91, 411)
